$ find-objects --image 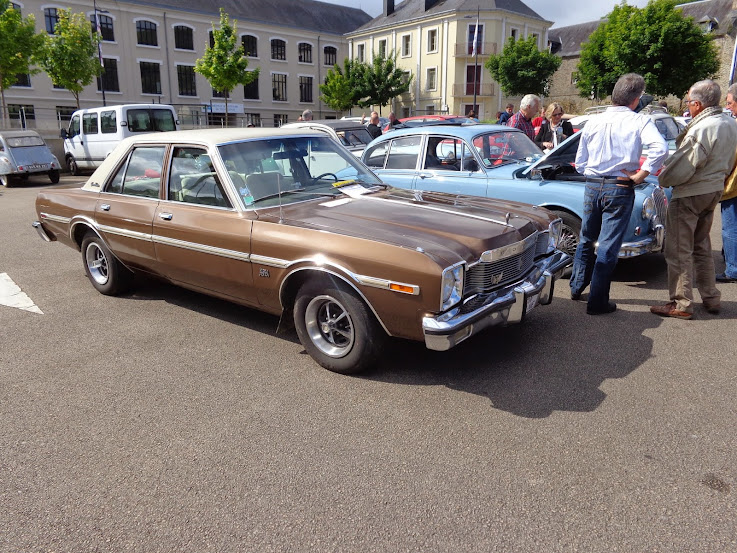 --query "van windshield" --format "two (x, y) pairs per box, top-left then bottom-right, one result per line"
(126, 109), (177, 132)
